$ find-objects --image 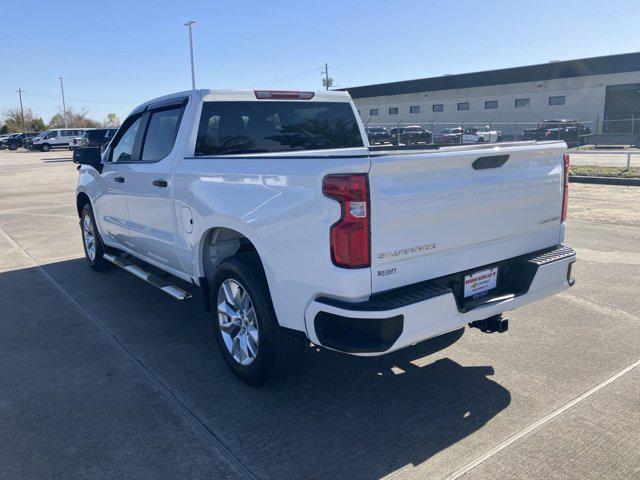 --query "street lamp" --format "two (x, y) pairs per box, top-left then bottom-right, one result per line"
(184, 21), (196, 90)
(59, 77), (68, 128)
